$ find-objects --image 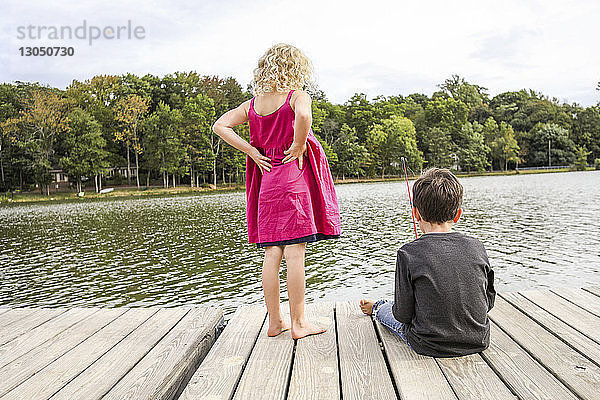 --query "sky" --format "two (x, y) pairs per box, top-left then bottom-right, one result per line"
(1, 0), (599, 106)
